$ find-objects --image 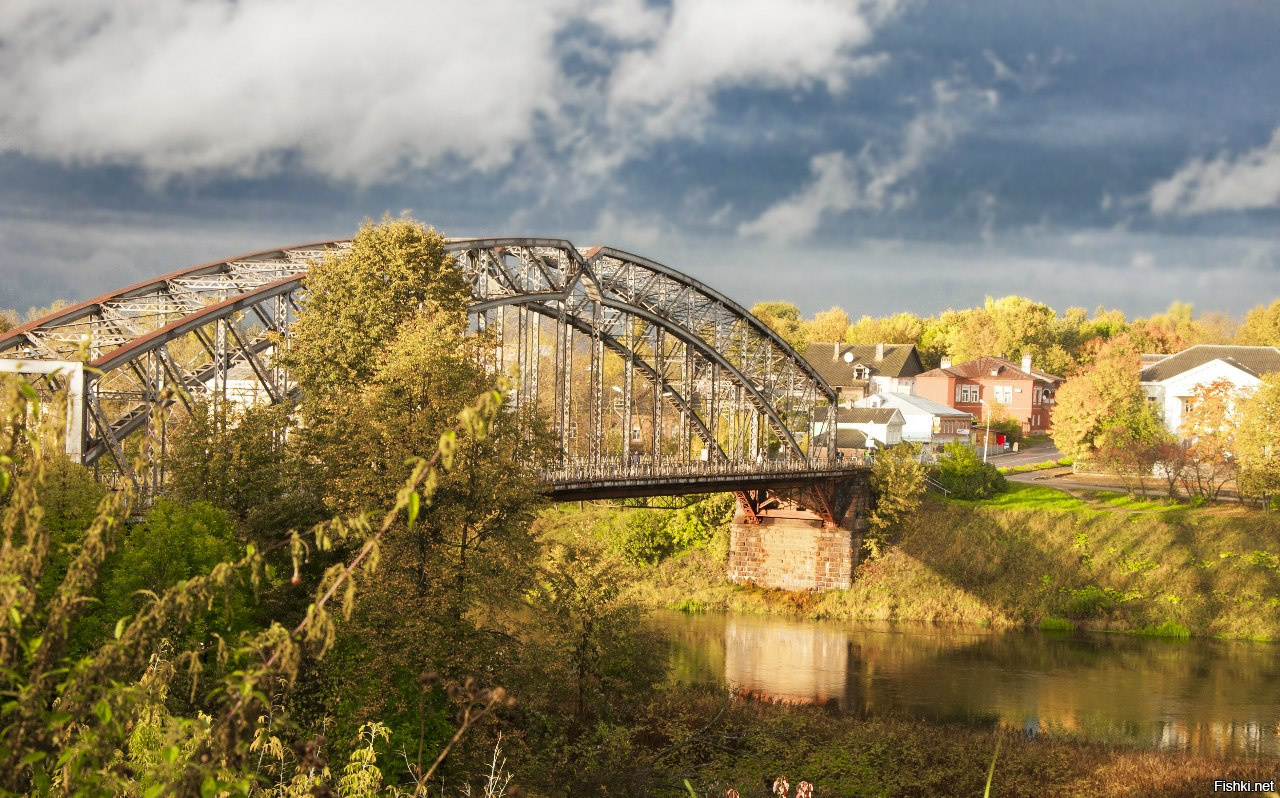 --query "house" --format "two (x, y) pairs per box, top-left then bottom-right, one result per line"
(913, 354), (1063, 434)
(812, 406), (905, 450)
(812, 427), (870, 462)
(855, 392), (974, 451)
(1138, 345), (1280, 435)
(803, 342), (925, 404)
